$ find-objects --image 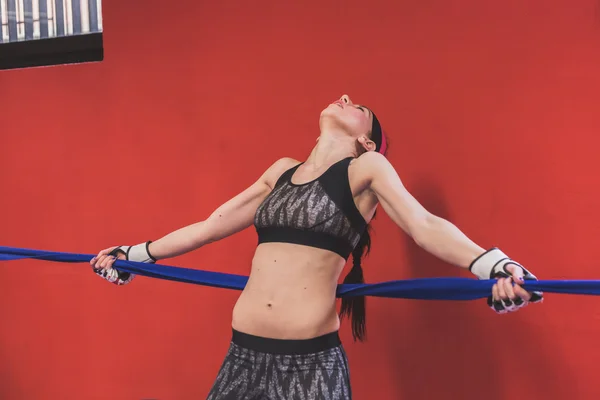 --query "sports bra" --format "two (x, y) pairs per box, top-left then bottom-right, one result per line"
(253, 157), (367, 260)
